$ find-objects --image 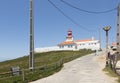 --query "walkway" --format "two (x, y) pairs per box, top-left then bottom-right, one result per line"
(30, 52), (117, 83)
